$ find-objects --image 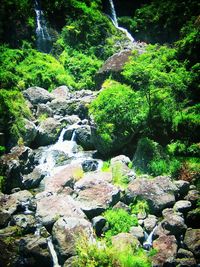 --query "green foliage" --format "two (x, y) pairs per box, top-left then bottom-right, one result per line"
(74, 235), (151, 267)
(0, 46), (75, 91)
(59, 49), (103, 90)
(130, 200), (149, 216)
(0, 176), (5, 192)
(112, 161), (129, 188)
(148, 158), (181, 177)
(0, 89), (31, 139)
(103, 209), (138, 239)
(102, 160), (111, 172)
(89, 80), (148, 149)
(131, 0), (199, 44)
